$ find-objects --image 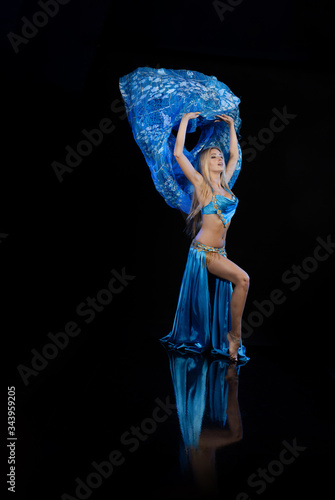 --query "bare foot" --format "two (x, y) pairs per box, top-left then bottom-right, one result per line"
(227, 332), (241, 362)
